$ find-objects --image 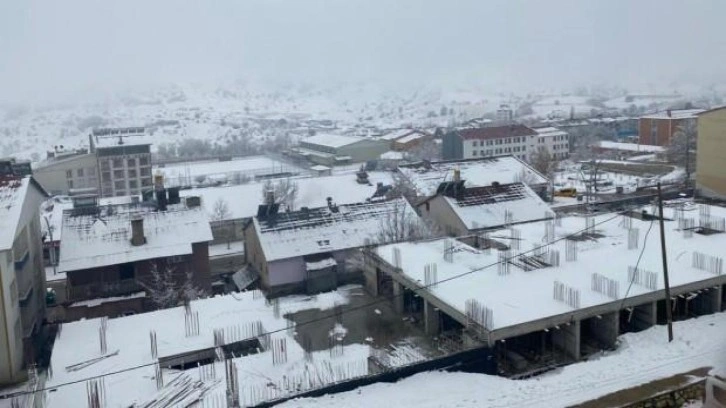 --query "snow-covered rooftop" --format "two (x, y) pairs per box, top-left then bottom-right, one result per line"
(534, 127), (568, 138)
(256, 198), (414, 261)
(376, 203), (726, 332)
(442, 182), (552, 230)
(598, 141), (665, 153)
(154, 155), (302, 187)
(640, 109), (704, 120)
(300, 134), (364, 149)
(380, 151), (404, 160)
(395, 132), (428, 144)
(57, 206), (213, 273)
(379, 128), (416, 141)
(44, 289), (367, 407)
(398, 156), (548, 197)
(0, 177), (31, 251)
(180, 172), (394, 220)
